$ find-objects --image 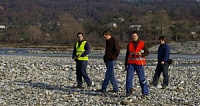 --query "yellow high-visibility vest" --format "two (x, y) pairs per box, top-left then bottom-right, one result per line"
(76, 41), (88, 60)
